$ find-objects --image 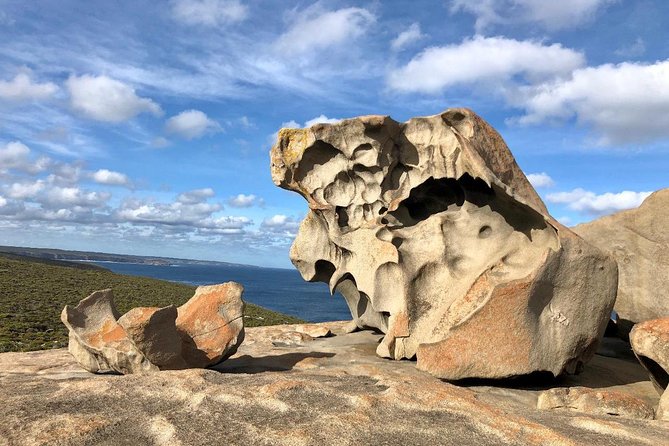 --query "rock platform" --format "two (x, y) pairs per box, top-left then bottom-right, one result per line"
(1, 322), (667, 446)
